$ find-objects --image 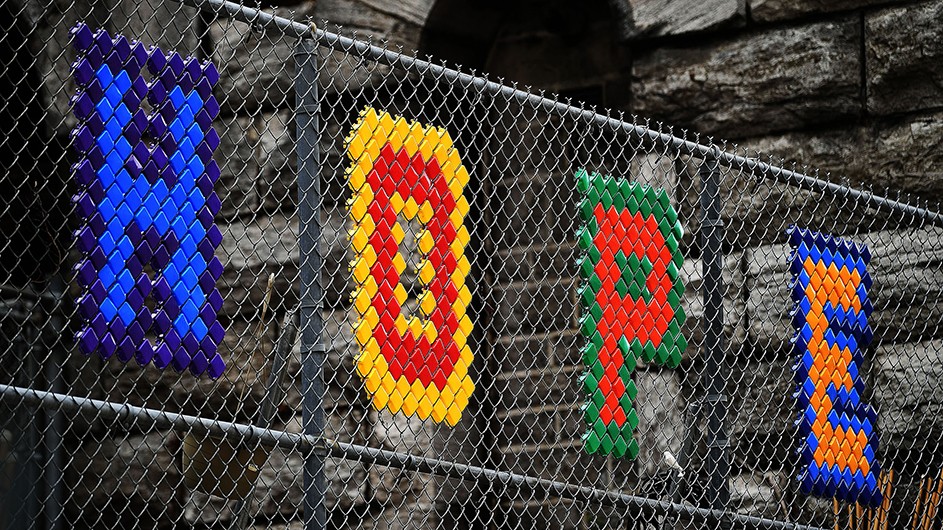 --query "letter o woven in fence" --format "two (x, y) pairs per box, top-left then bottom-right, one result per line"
(345, 108), (474, 426)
